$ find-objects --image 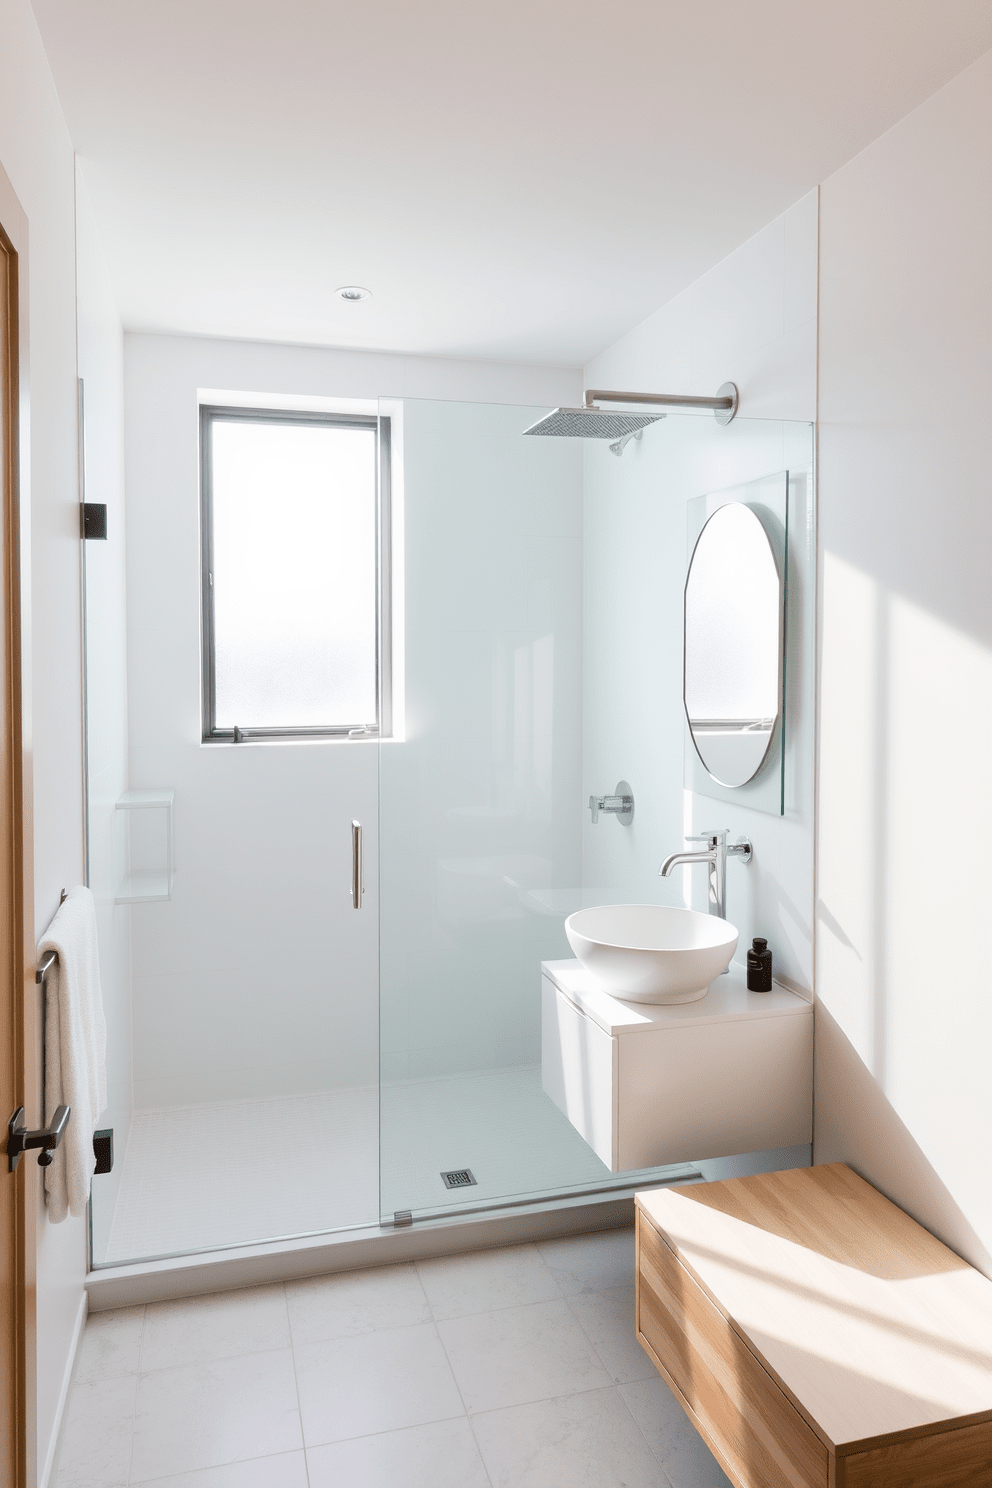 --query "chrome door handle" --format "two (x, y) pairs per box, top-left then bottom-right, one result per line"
(7, 1103), (70, 1172)
(352, 821), (363, 908)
